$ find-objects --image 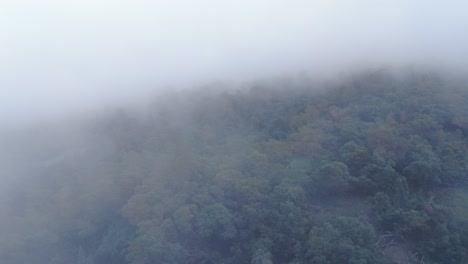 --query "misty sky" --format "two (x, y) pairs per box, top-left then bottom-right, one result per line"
(1, 0), (468, 126)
